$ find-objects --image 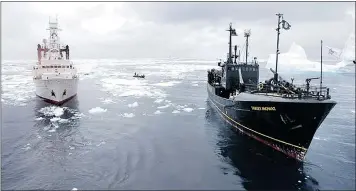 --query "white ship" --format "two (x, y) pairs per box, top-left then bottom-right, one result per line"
(33, 17), (78, 105)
